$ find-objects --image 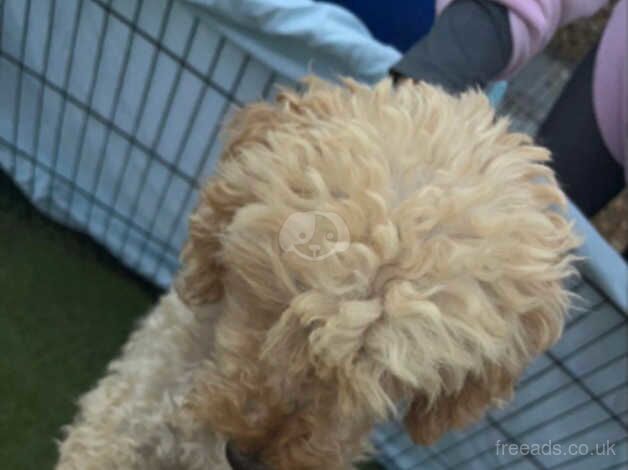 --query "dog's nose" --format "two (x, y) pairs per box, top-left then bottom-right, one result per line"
(226, 441), (269, 470)
(309, 244), (320, 255)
